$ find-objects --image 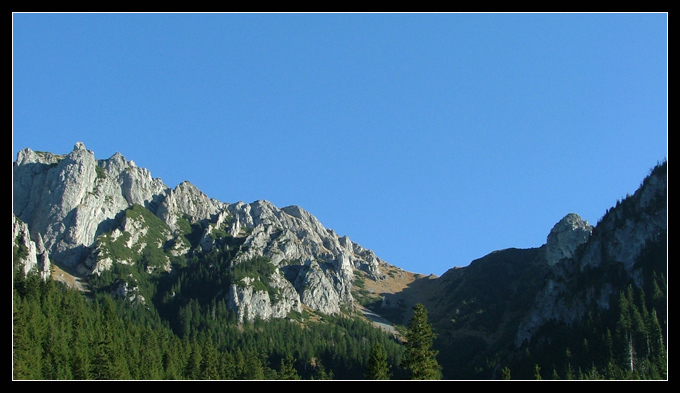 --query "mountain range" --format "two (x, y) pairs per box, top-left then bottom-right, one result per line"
(12, 142), (667, 379)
